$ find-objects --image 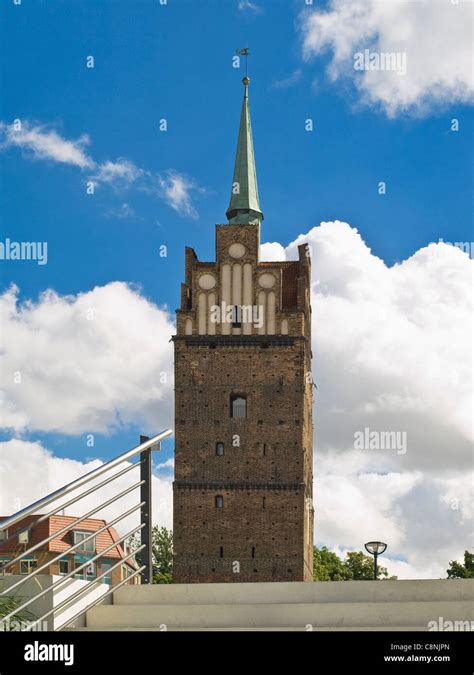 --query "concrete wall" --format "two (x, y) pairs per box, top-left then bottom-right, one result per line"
(84, 579), (474, 631)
